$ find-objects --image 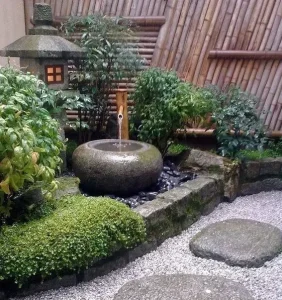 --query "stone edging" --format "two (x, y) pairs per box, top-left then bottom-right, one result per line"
(6, 176), (224, 298)
(239, 158), (282, 195)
